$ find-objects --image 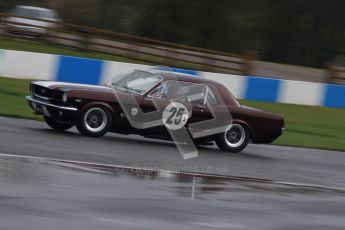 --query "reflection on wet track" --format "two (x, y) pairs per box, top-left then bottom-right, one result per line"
(1, 156), (345, 230)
